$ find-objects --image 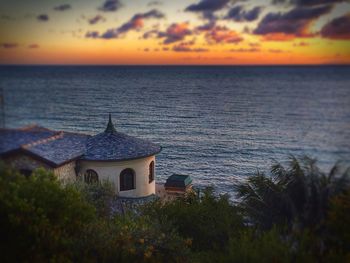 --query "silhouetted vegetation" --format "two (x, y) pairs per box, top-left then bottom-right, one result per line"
(0, 156), (349, 262)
